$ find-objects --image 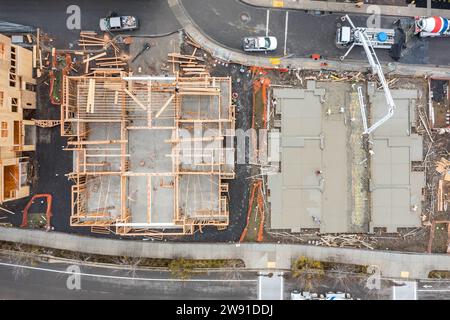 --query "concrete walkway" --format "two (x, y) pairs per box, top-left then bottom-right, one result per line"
(241, 0), (450, 19)
(1, 227), (450, 279)
(168, 0), (450, 78)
